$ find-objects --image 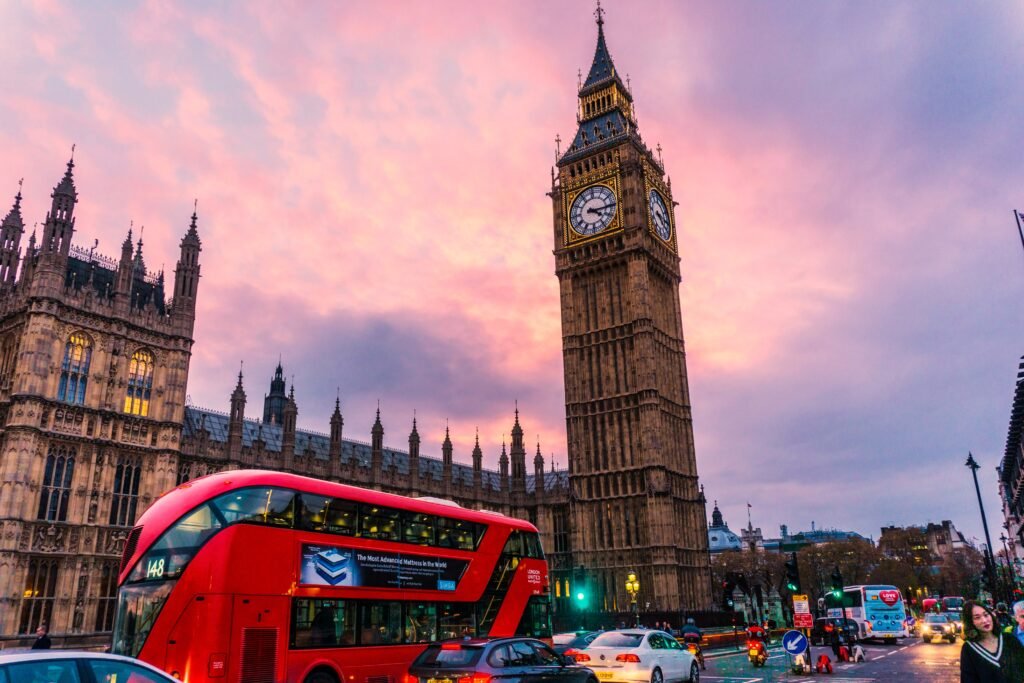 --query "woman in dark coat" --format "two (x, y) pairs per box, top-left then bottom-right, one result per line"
(961, 600), (1024, 682)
